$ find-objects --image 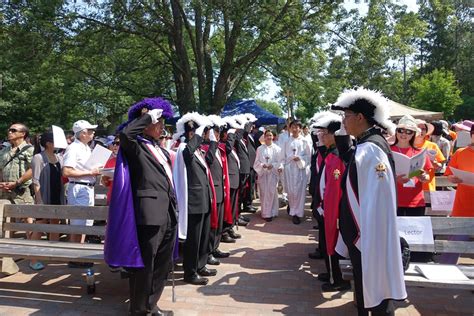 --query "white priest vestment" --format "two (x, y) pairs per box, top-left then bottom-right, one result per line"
(253, 143), (282, 219)
(283, 135), (311, 217)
